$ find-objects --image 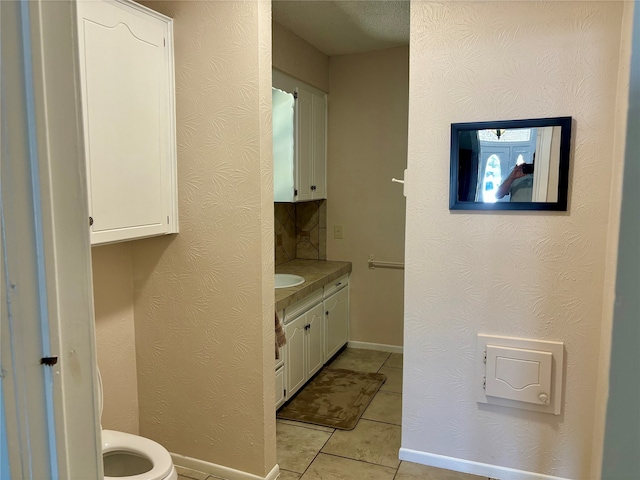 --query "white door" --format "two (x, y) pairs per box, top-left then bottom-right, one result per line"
(306, 303), (325, 377)
(296, 88), (313, 201)
(1, 1), (101, 477)
(285, 315), (307, 397)
(311, 92), (327, 199)
(324, 287), (349, 361)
